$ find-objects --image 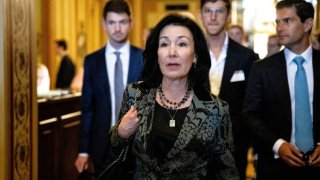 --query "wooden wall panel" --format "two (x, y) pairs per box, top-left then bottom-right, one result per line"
(315, 2), (319, 32)
(144, 0), (200, 36)
(1, 0), (37, 179)
(0, 0), (10, 179)
(38, 0), (106, 89)
(38, 95), (81, 180)
(11, 0), (36, 178)
(129, 0), (144, 47)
